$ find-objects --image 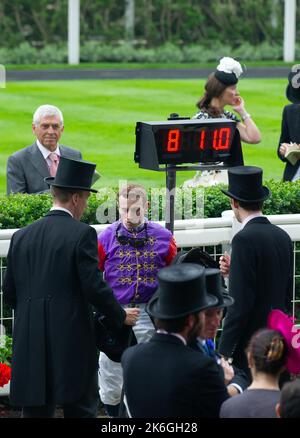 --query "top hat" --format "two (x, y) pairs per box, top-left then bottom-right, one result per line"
(215, 57), (243, 86)
(286, 70), (300, 104)
(204, 268), (234, 308)
(45, 156), (98, 193)
(267, 309), (300, 374)
(172, 247), (219, 269)
(146, 264), (218, 319)
(221, 166), (270, 202)
(94, 313), (137, 363)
